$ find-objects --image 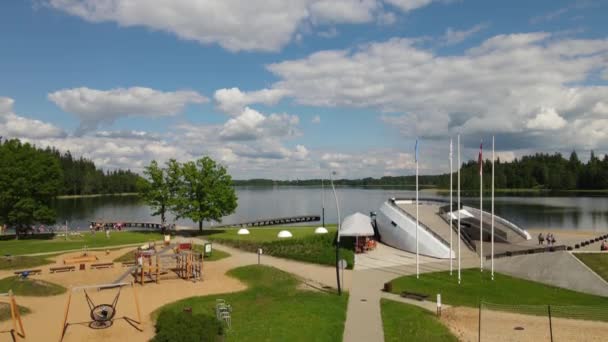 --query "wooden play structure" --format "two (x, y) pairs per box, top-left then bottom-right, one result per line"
(0, 290), (26, 340)
(59, 282), (141, 342)
(134, 247), (204, 285)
